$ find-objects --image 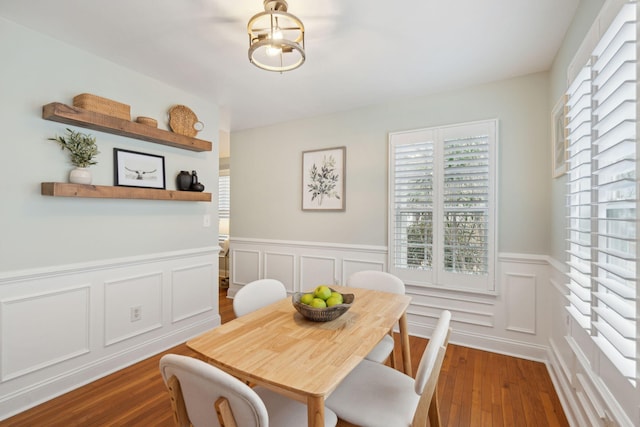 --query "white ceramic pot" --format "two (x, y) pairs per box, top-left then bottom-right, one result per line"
(69, 167), (92, 185)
